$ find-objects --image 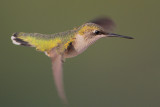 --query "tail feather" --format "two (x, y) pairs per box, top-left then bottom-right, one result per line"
(11, 32), (32, 47)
